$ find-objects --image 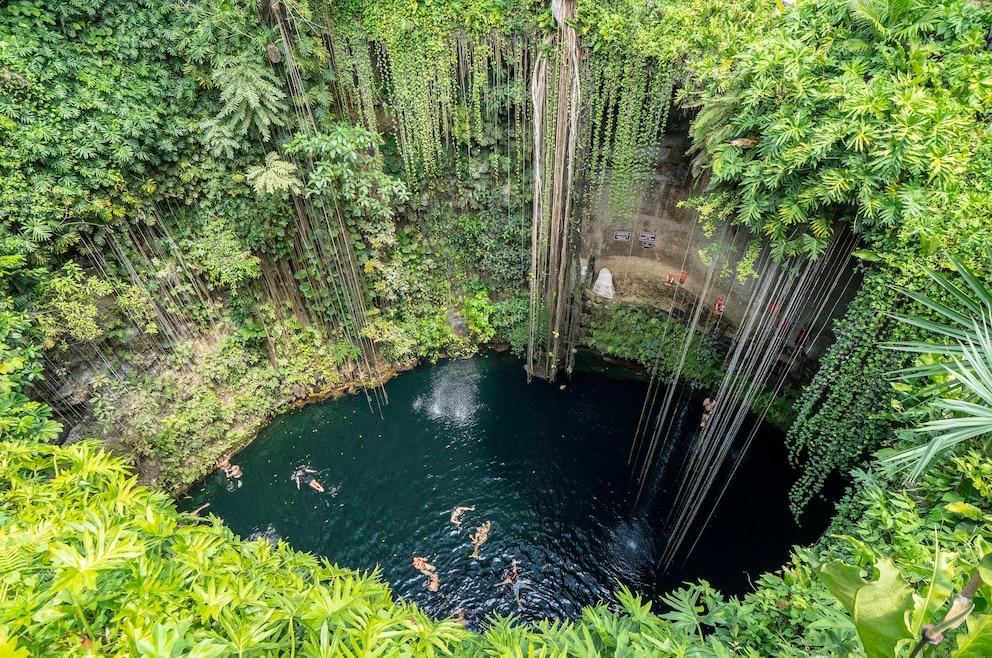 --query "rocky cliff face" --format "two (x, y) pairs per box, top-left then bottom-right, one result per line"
(579, 122), (860, 360)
